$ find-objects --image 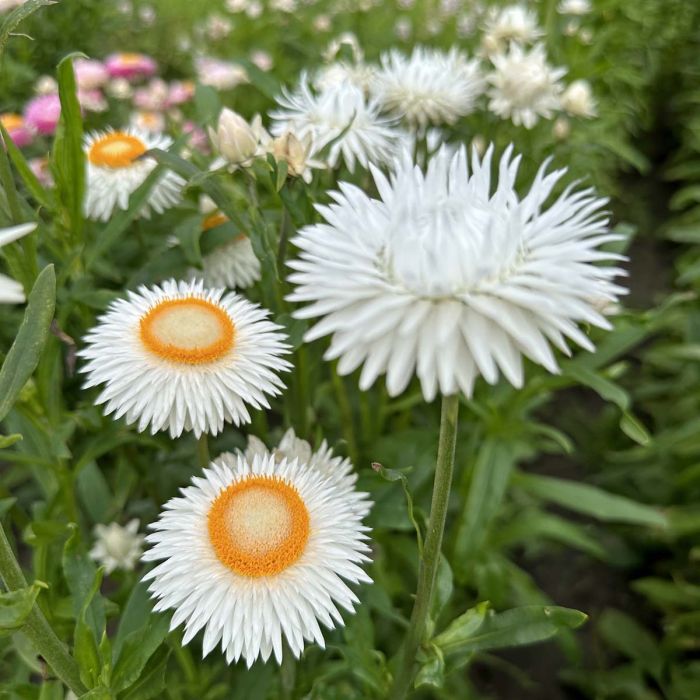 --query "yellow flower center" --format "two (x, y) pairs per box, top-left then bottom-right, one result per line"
(208, 476), (310, 577)
(1, 113), (24, 131)
(88, 132), (147, 168)
(118, 52), (146, 66)
(201, 212), (229, 231)
(139, 297), (235, 364)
